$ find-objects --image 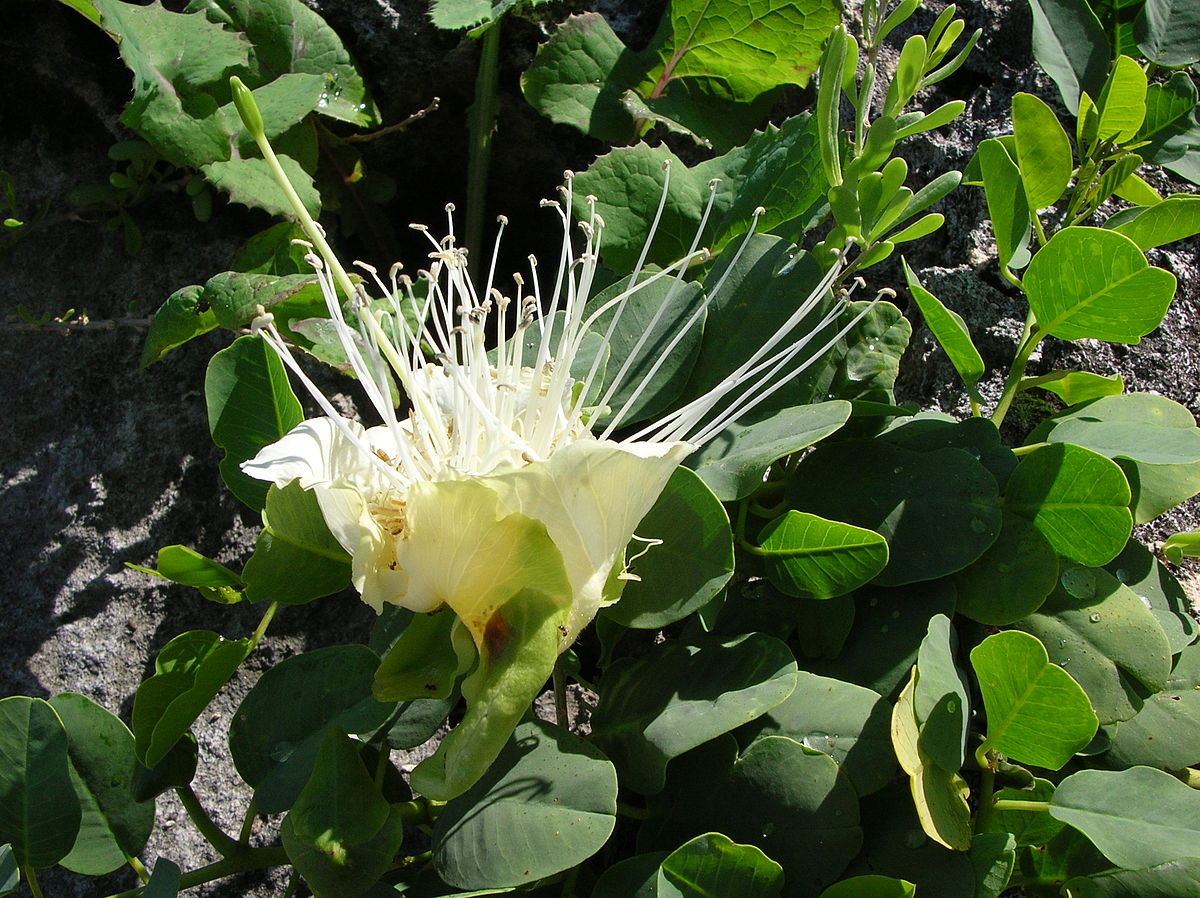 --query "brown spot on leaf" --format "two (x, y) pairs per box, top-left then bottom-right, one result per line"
(483, 609), (510, 659)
